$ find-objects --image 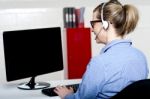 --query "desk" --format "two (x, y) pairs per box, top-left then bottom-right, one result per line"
(0, 79), (81, 99)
